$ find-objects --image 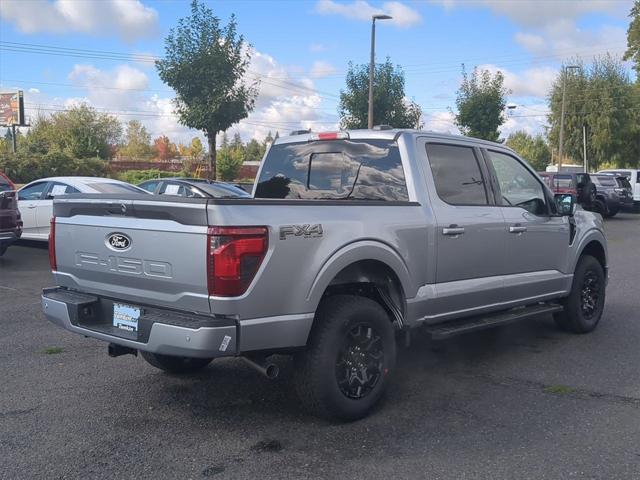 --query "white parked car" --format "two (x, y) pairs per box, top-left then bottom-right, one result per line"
(17, 177), (146, 241)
